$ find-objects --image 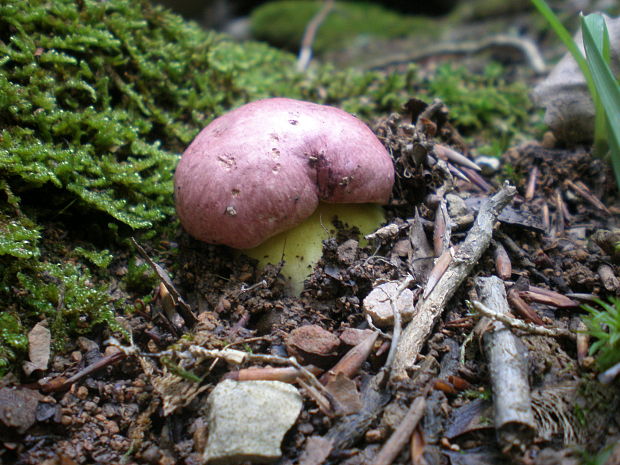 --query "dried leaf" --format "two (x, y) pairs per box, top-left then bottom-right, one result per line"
(324, 373), (362, 415)
(299, 436), (334, 465)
